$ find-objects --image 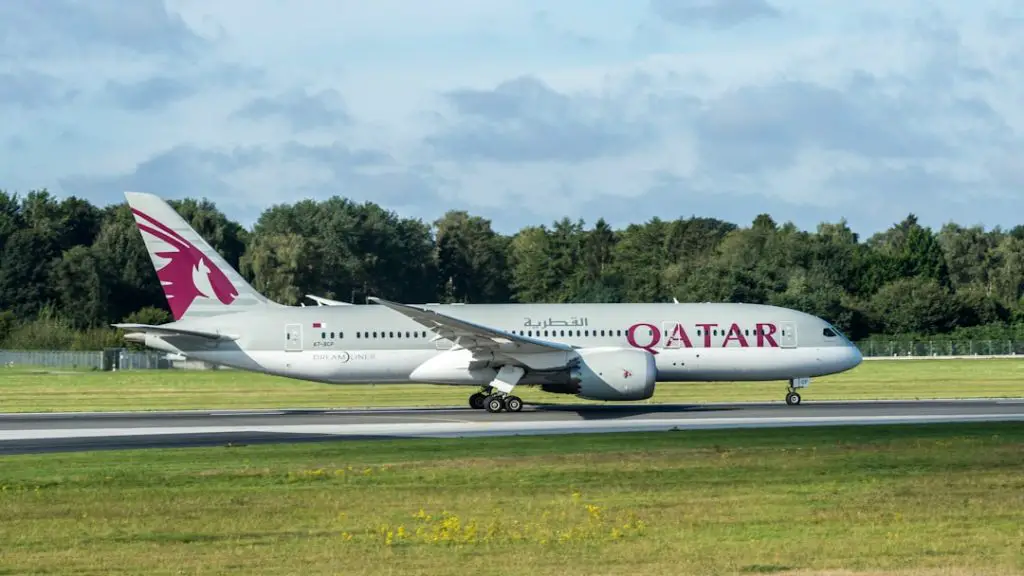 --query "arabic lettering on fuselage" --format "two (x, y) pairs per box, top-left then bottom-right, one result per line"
(523, 317), (589, 328)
